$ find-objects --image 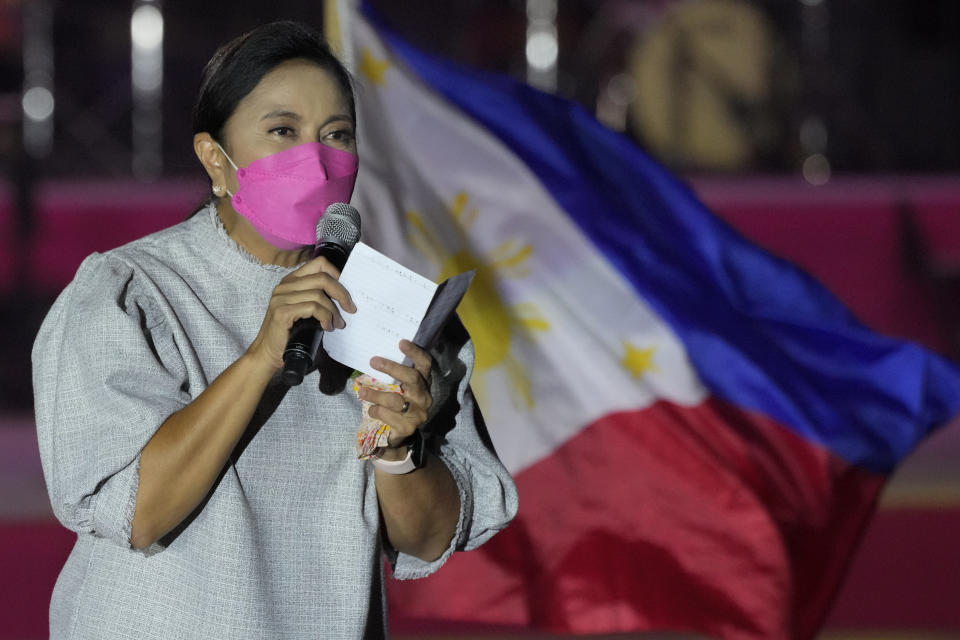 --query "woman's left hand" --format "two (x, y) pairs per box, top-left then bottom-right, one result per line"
(366, 340), (459, 562)
(361, 339), (433, 448)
